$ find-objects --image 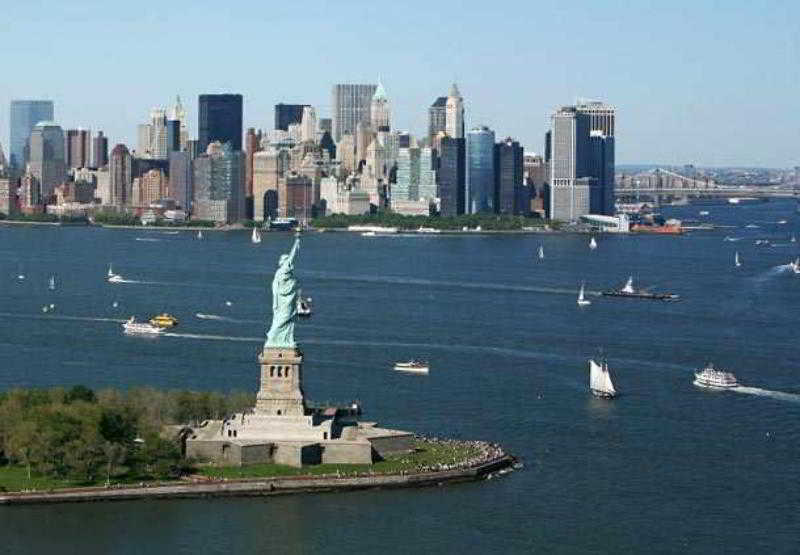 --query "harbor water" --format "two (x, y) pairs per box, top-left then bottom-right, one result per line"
(1, 199), (799, 553)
